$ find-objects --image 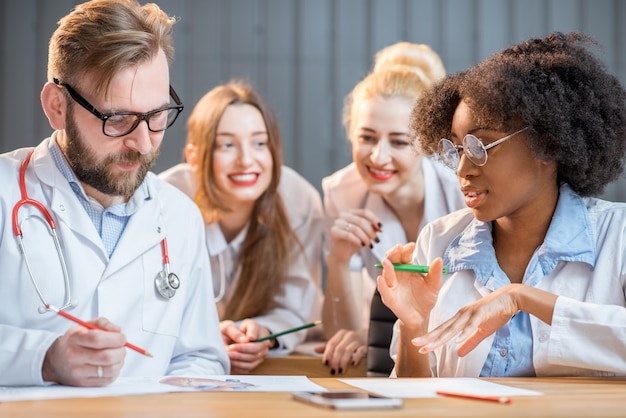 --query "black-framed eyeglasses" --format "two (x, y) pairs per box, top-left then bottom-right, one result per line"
(438, 127), (529, 170)
(53, 78), (184, 137)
